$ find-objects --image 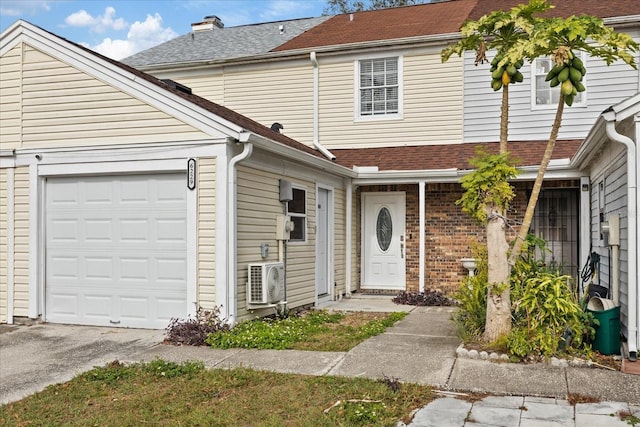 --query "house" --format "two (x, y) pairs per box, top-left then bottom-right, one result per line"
(1, 1), (639, 361)
(0, 20), (354, 329)
(123, 0), (640, 357)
